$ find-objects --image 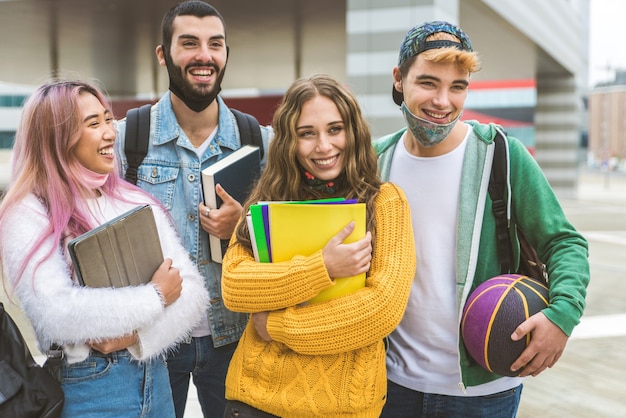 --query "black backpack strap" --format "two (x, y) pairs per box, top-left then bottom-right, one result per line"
(230, 108), (264, 159)
(124, 104), (152, 185)
(123, 106), (261, 185)
(488, 128), (513, 274)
